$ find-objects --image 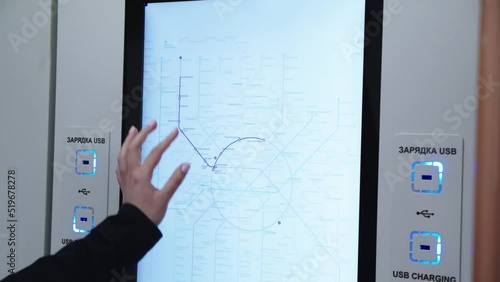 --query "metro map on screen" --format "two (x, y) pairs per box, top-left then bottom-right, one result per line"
(139, 1), (366, 281)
